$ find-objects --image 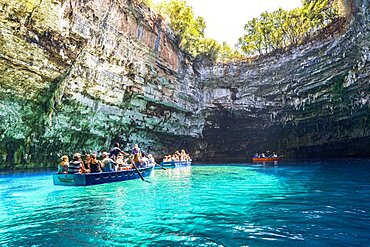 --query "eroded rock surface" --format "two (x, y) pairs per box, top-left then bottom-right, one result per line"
(0, 0), (203, 169)
(0, 0), (369, 168)
(199, 0), (370, 161)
